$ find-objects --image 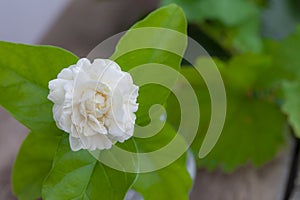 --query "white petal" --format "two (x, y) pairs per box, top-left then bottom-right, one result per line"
(82, 125), (98, 137)
(52, 104), (62, 123)
(86, 114), (107, 135)
(48, 79), (67, 104)
(69, 136), (83, 151)
(99, 61), (124, 88)
(89, 134), (113, 150)
(70, 124), (80, 138)
(57, 68), (74, 80)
